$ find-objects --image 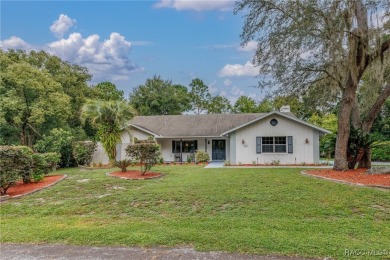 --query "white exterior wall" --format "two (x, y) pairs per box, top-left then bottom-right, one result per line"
(233, 115), (316, 164)
(91, 142), (110, 165)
